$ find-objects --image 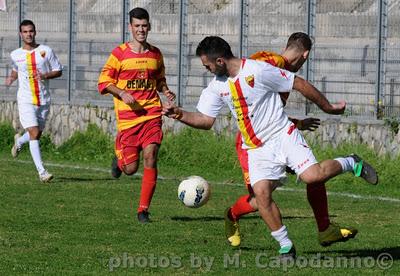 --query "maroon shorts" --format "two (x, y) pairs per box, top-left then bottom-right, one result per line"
(115, 118), (162, 167)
